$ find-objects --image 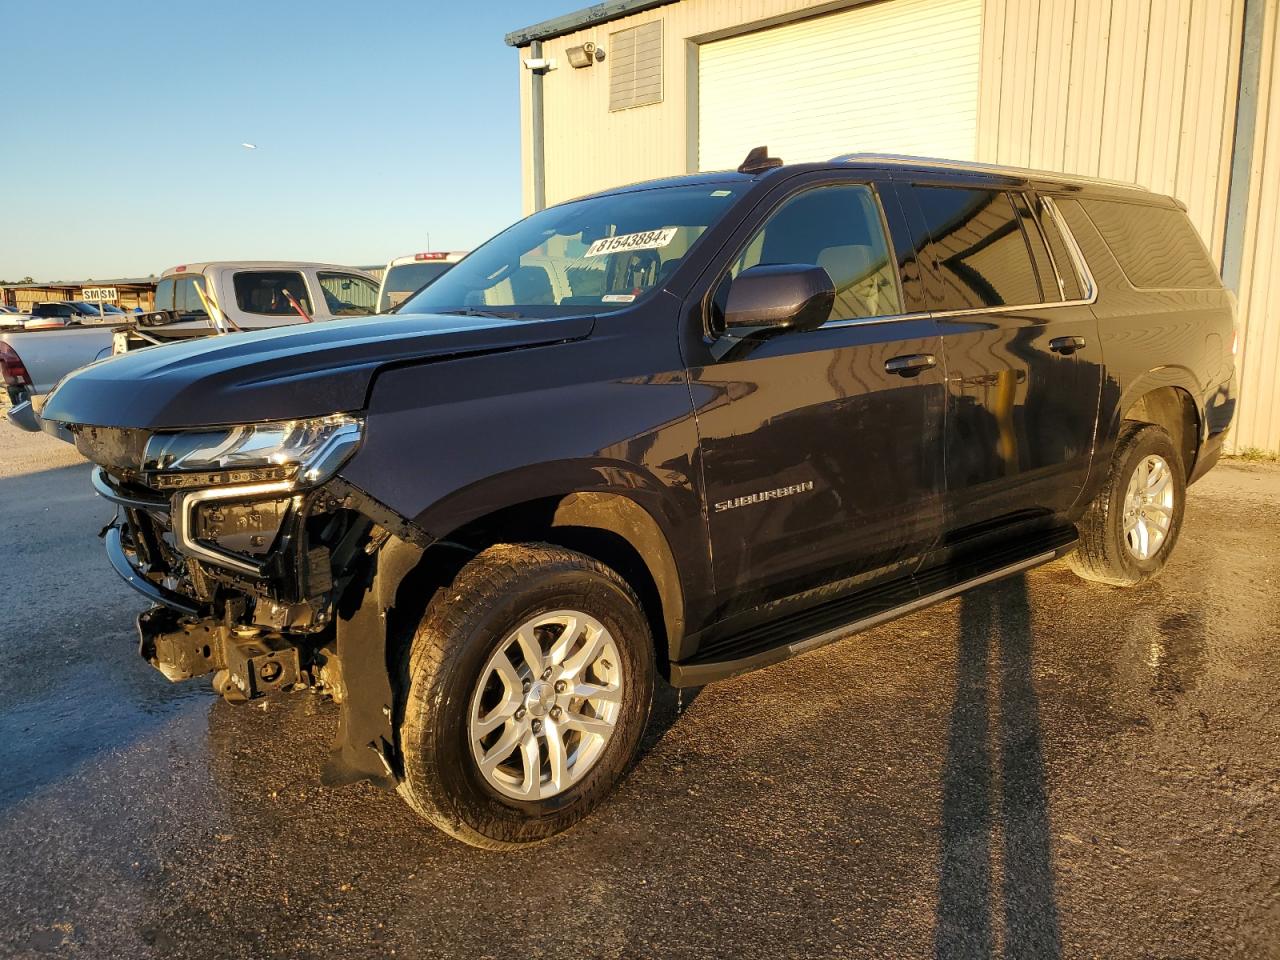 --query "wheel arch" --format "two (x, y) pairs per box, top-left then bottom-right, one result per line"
(1115, 376), (1201, 478)
(404, 489), (688, 674)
